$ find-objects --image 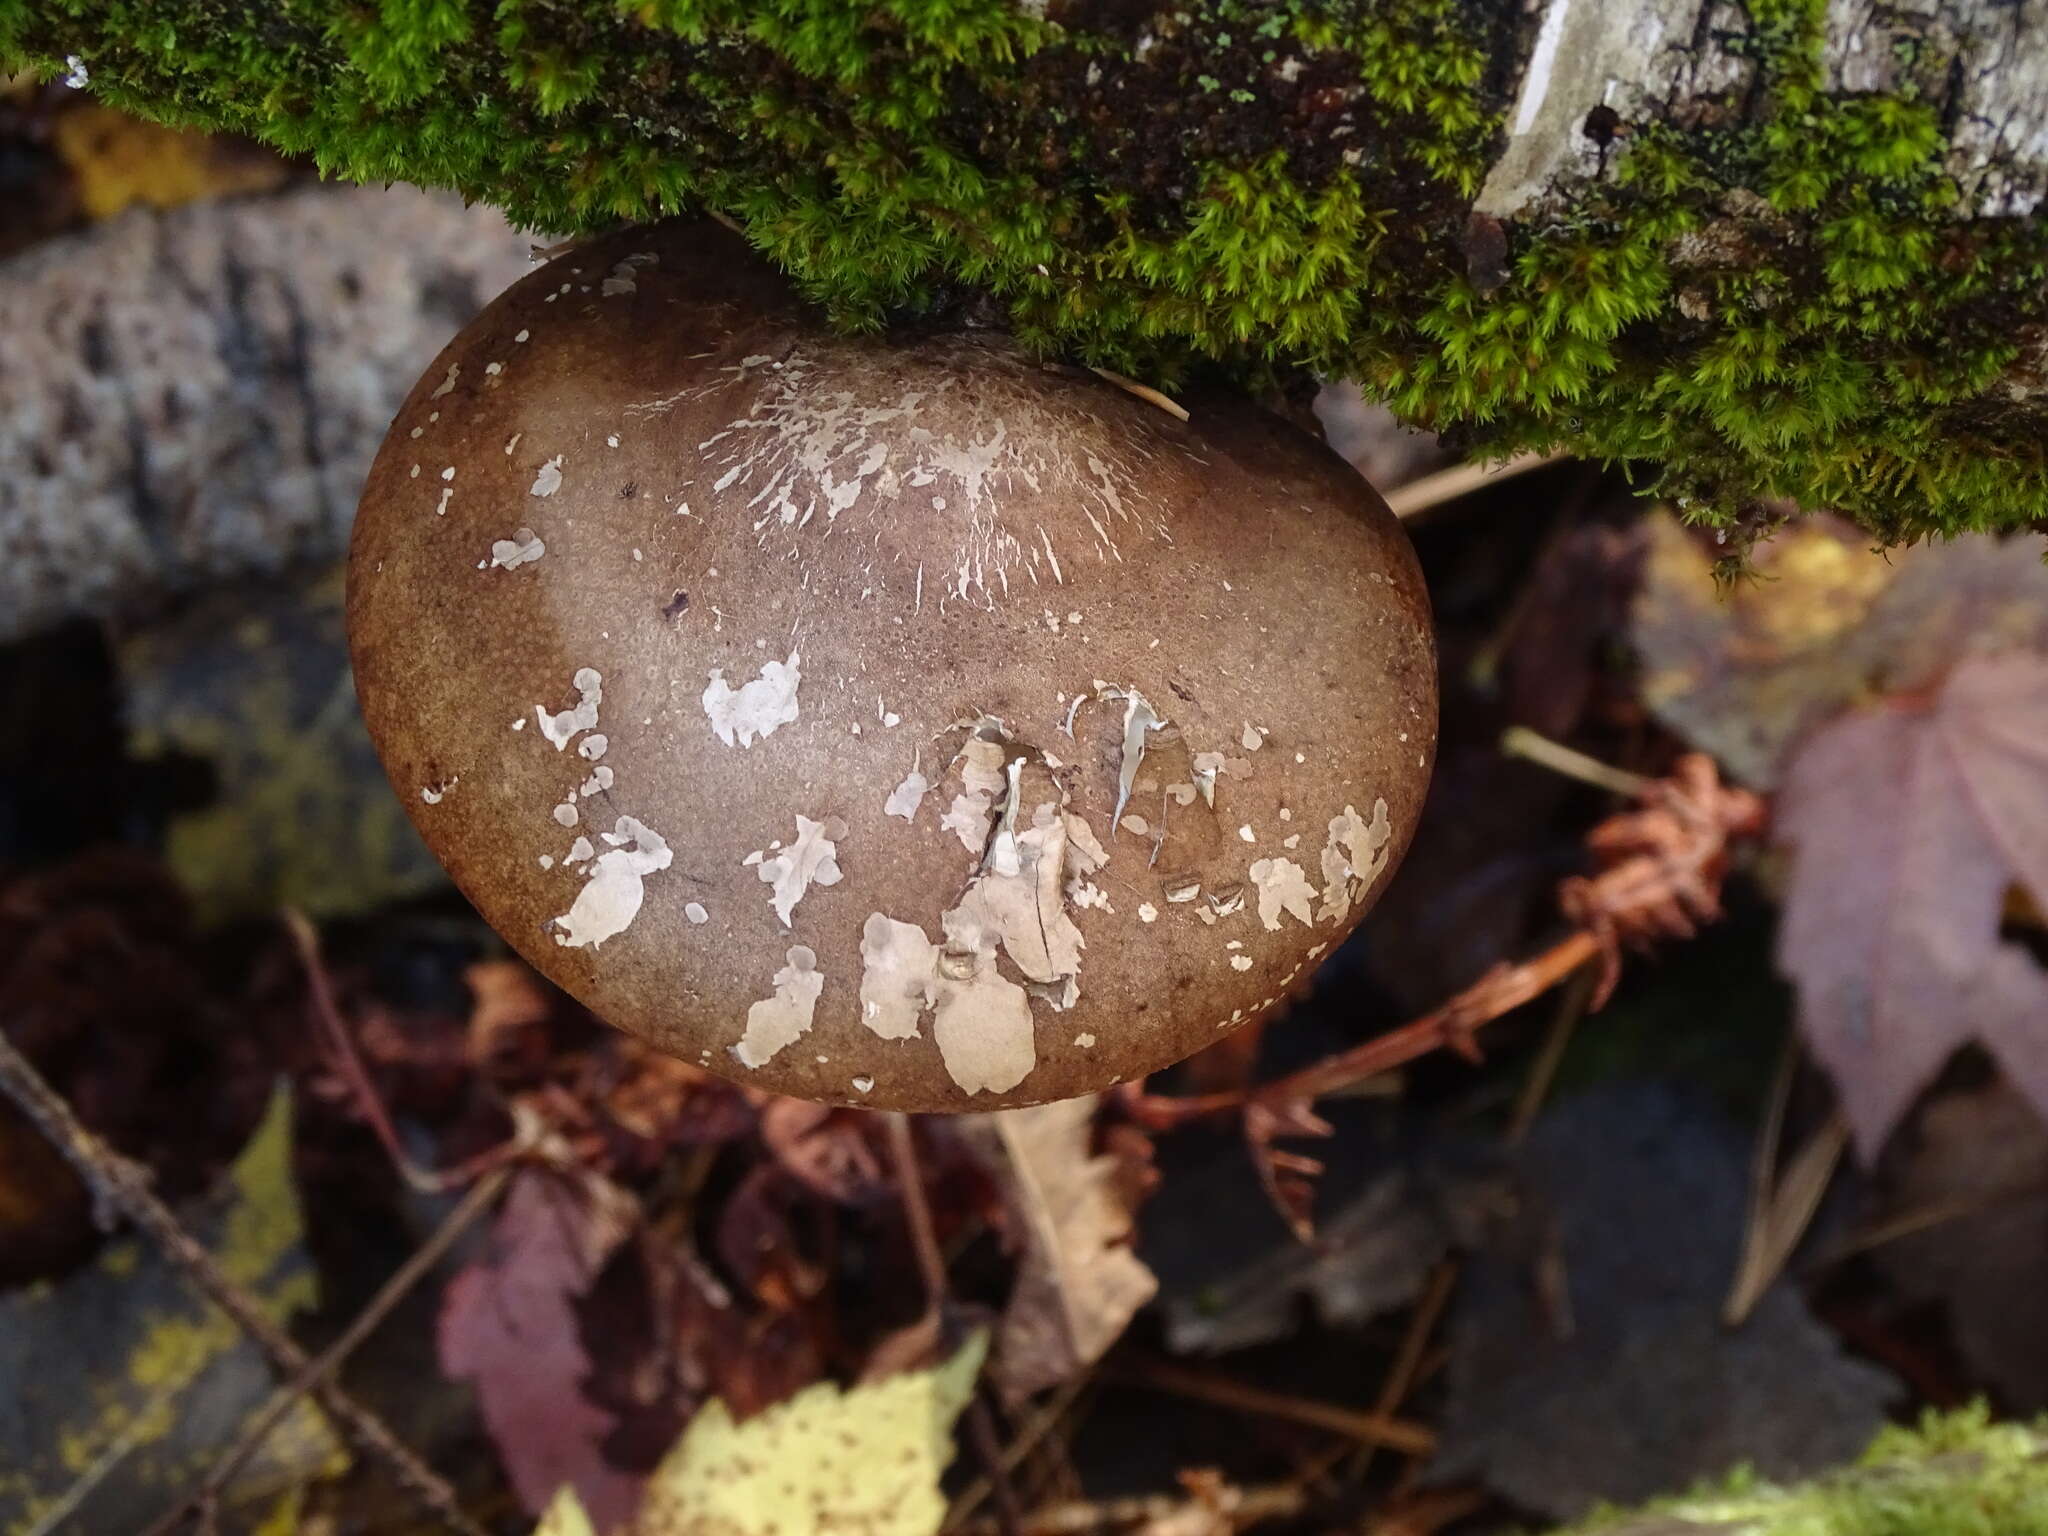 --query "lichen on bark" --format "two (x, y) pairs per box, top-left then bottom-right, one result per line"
(5, 0), (2047, 544)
